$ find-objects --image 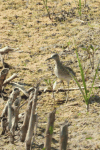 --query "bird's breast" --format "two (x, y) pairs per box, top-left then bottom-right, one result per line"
(54, 65), (71, 82)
